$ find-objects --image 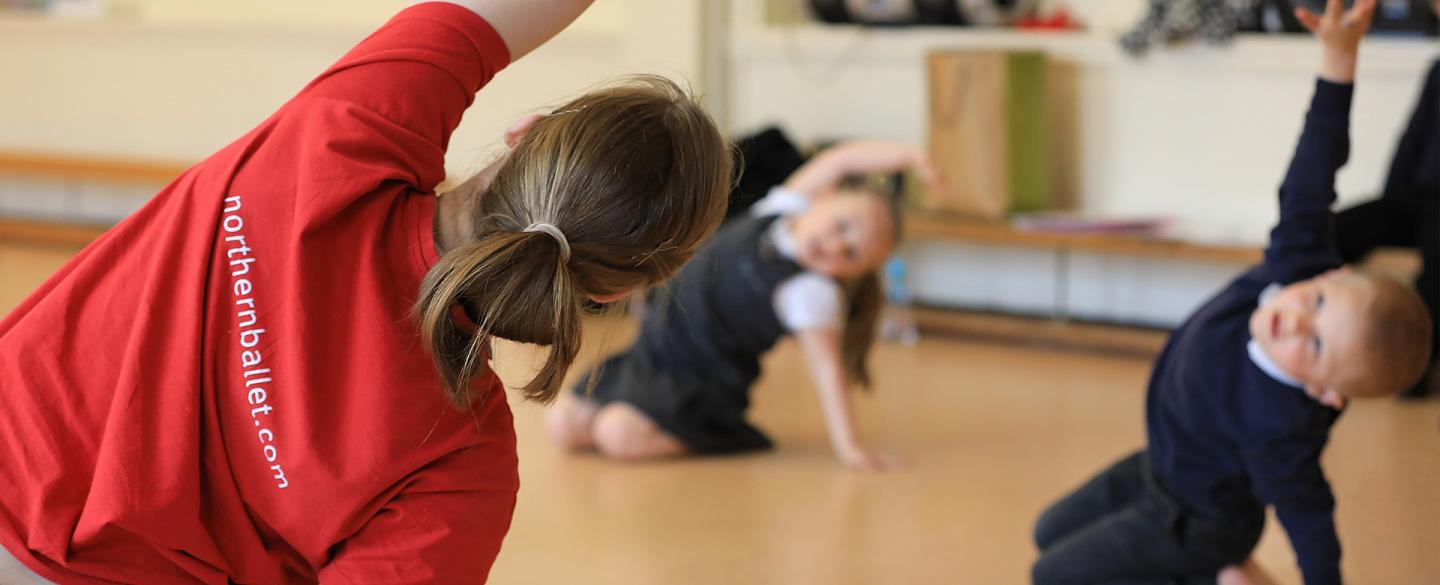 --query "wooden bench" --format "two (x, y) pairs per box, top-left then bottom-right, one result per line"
(902, 211), (1417, 356)
(0, 216), (107, 249)
(0, 151), (187, 248)
(904, 212), (1262, 264)
(0, 151), (190, 185)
